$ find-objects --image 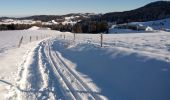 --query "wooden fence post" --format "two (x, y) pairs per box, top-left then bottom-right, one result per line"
(18, 36), (23, 48)
(64, 34), (65, 40)
(101, 33), (103, 47)
(30, 36), (32, 42)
